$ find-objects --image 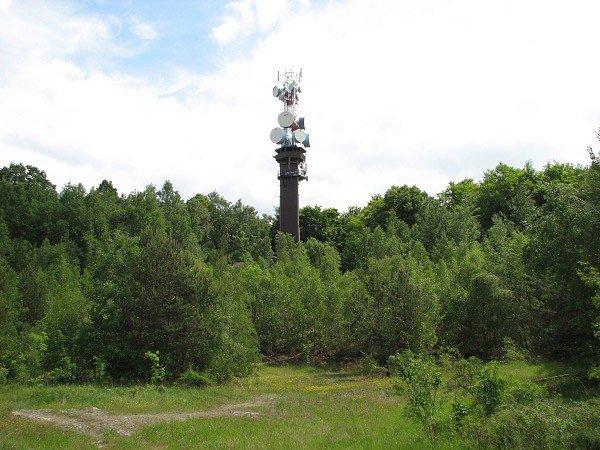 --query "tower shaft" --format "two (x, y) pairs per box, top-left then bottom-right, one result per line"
(274, 145), (306, 241)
